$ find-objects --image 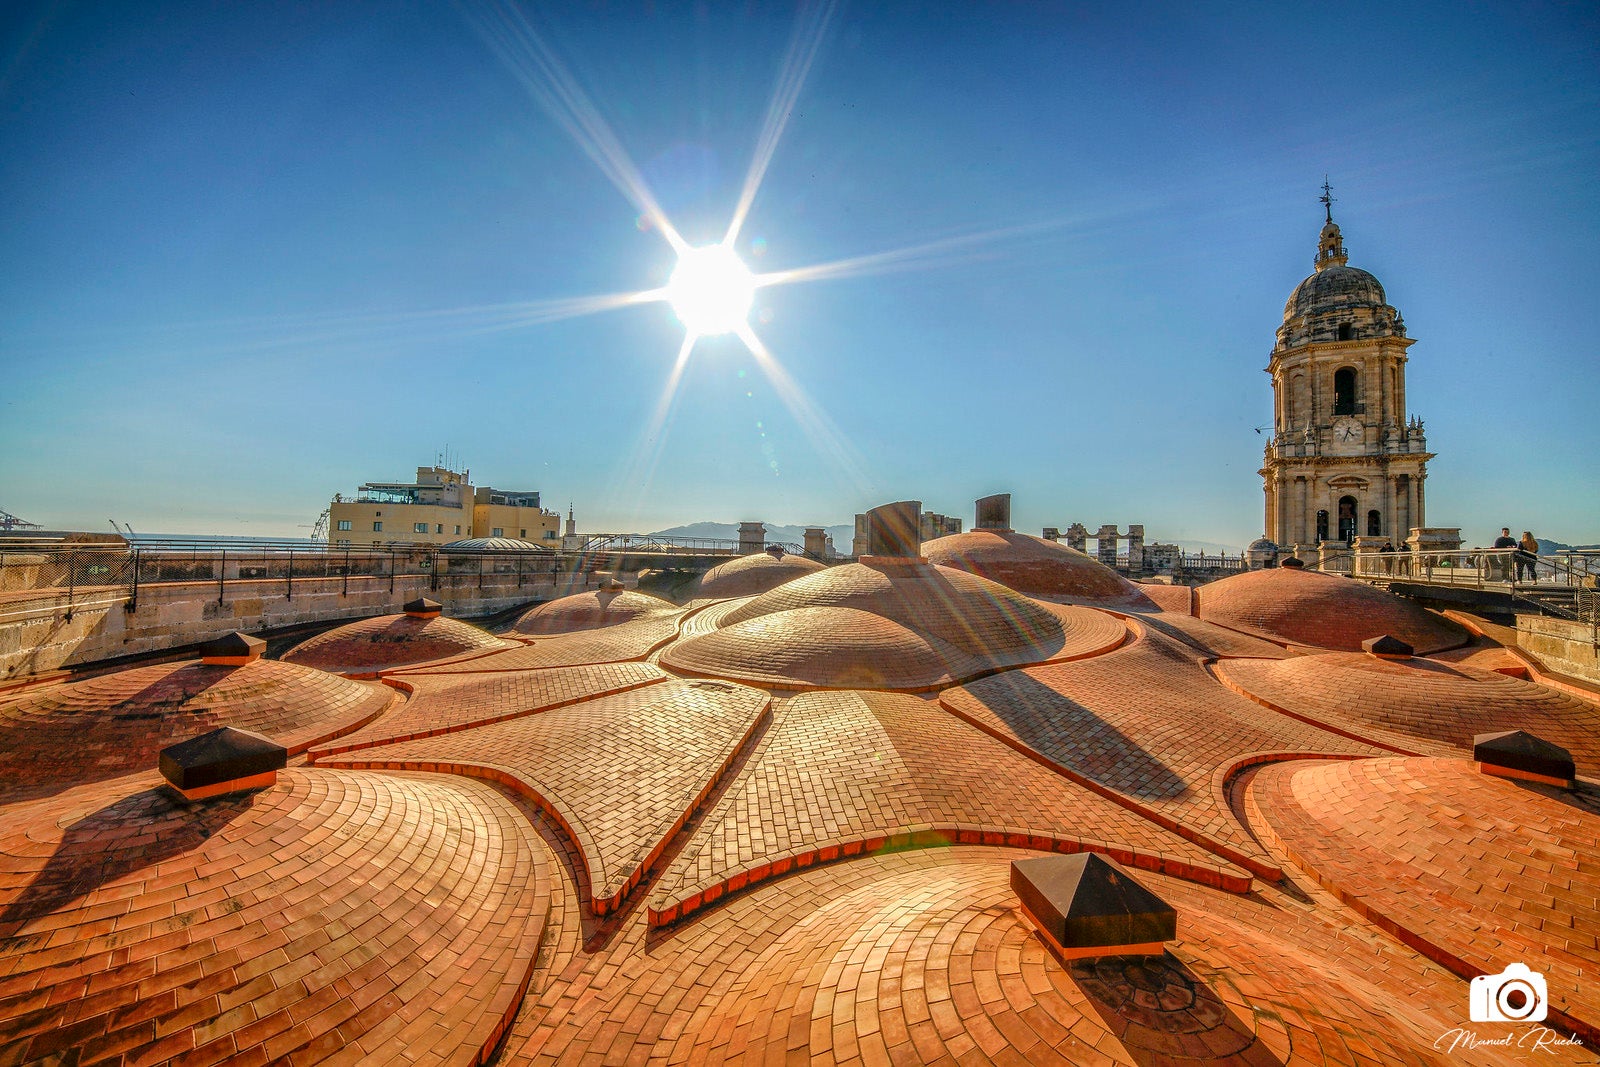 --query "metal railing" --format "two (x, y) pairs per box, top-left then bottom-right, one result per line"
(1343, 546), (1600, 624)
(0, 539), (572, 620)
